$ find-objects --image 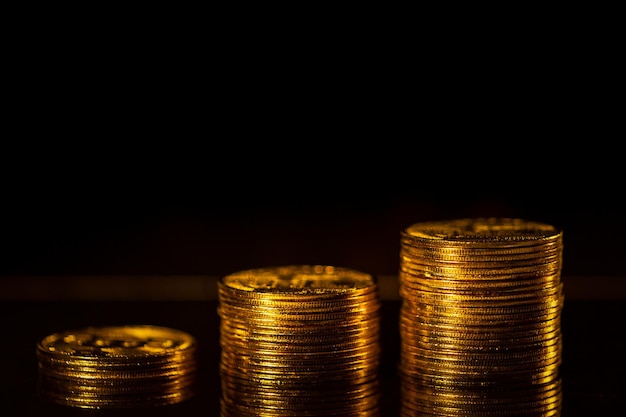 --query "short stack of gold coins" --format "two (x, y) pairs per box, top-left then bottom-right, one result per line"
(398, 218), (564, 416)
(35, 324), (198, 409)
(217, 264), (382, 417)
